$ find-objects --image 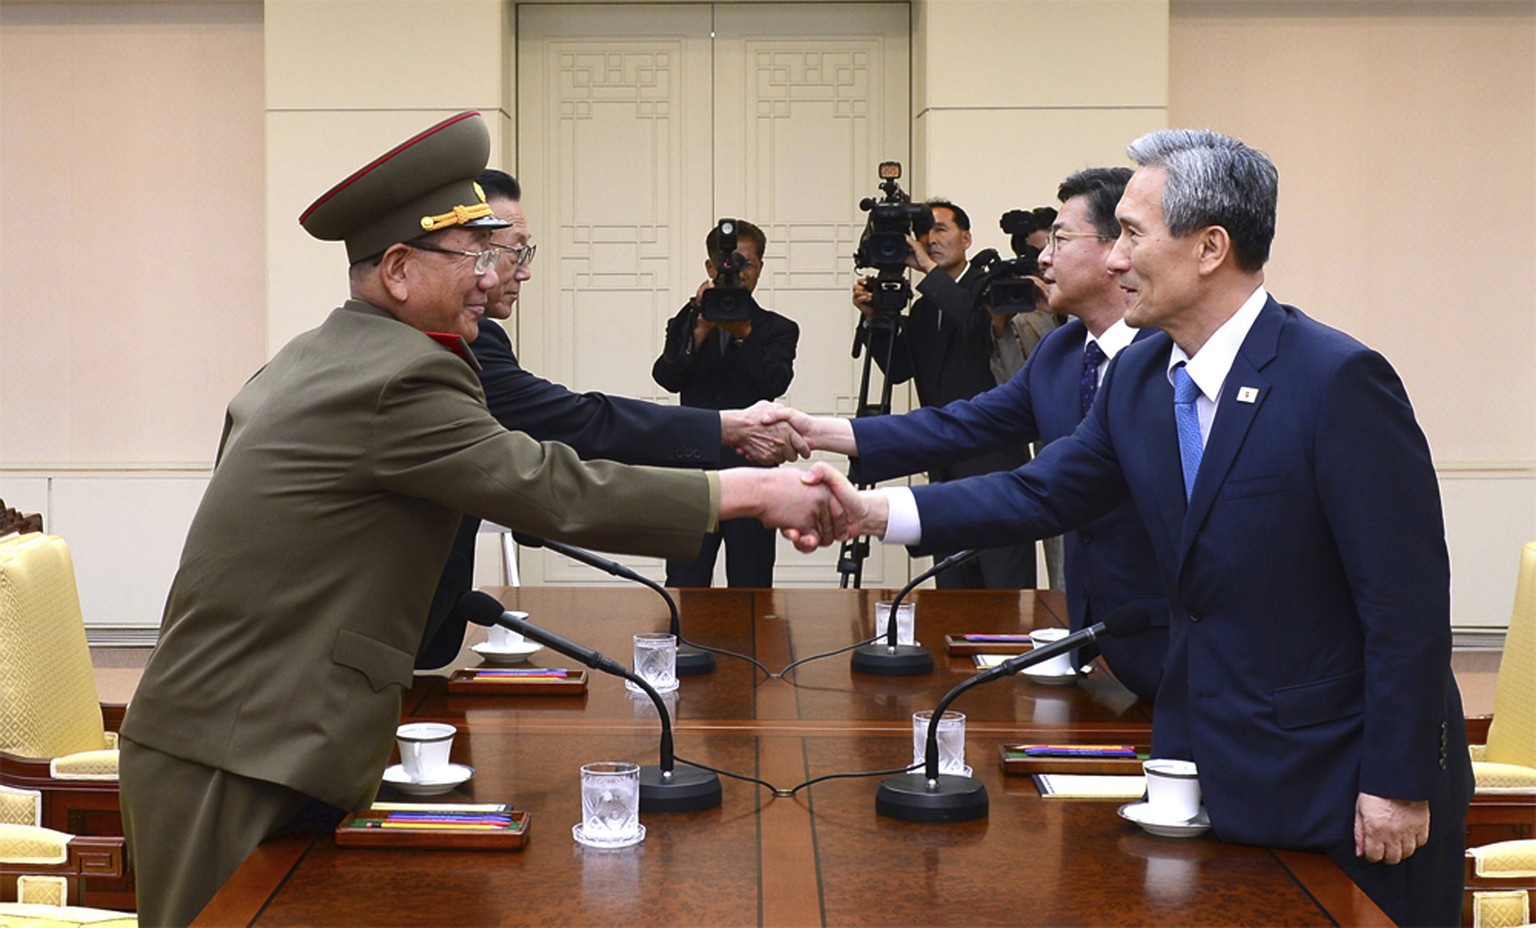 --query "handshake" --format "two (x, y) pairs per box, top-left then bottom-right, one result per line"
(717, 403), (886, 553)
